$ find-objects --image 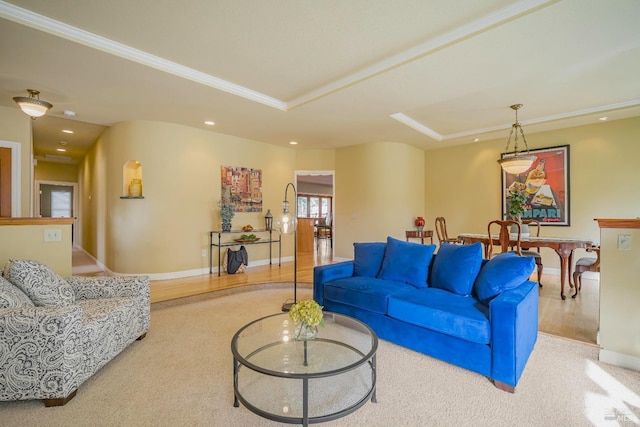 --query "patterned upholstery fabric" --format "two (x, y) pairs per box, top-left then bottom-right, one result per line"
(3, 259), (75, 307)
(0, 276), (34, 308)
(0, 261), (150, 403)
